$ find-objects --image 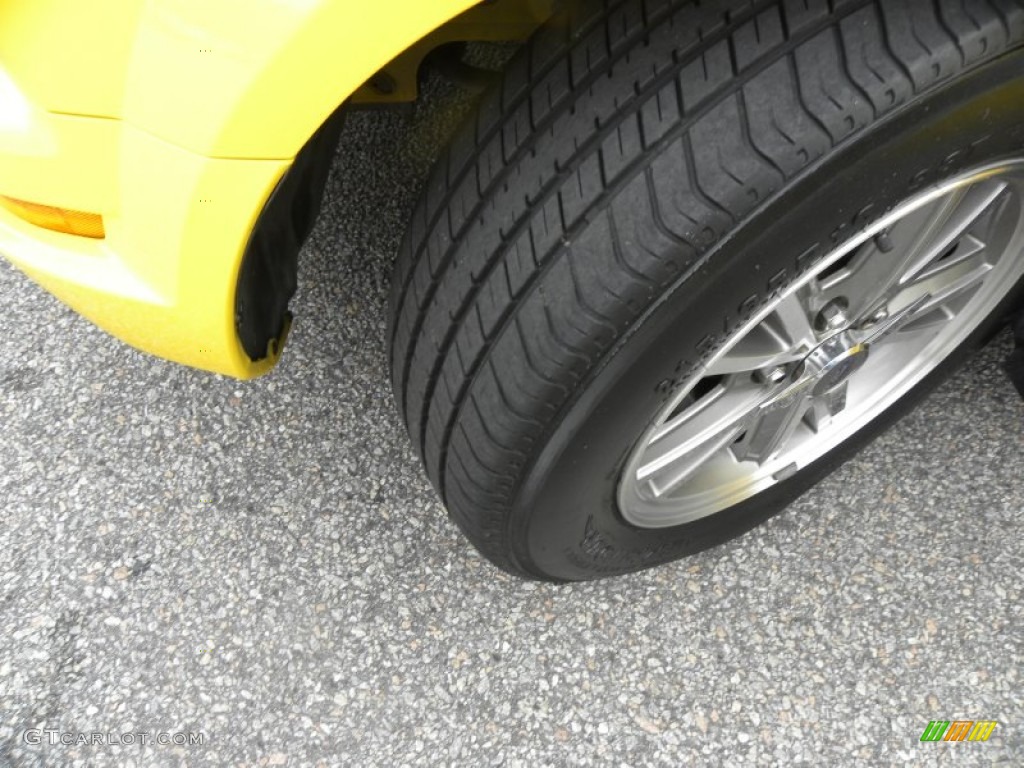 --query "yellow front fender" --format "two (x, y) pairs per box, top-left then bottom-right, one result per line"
(124, 0), (484, 159)
(0, 0), (527, 377)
